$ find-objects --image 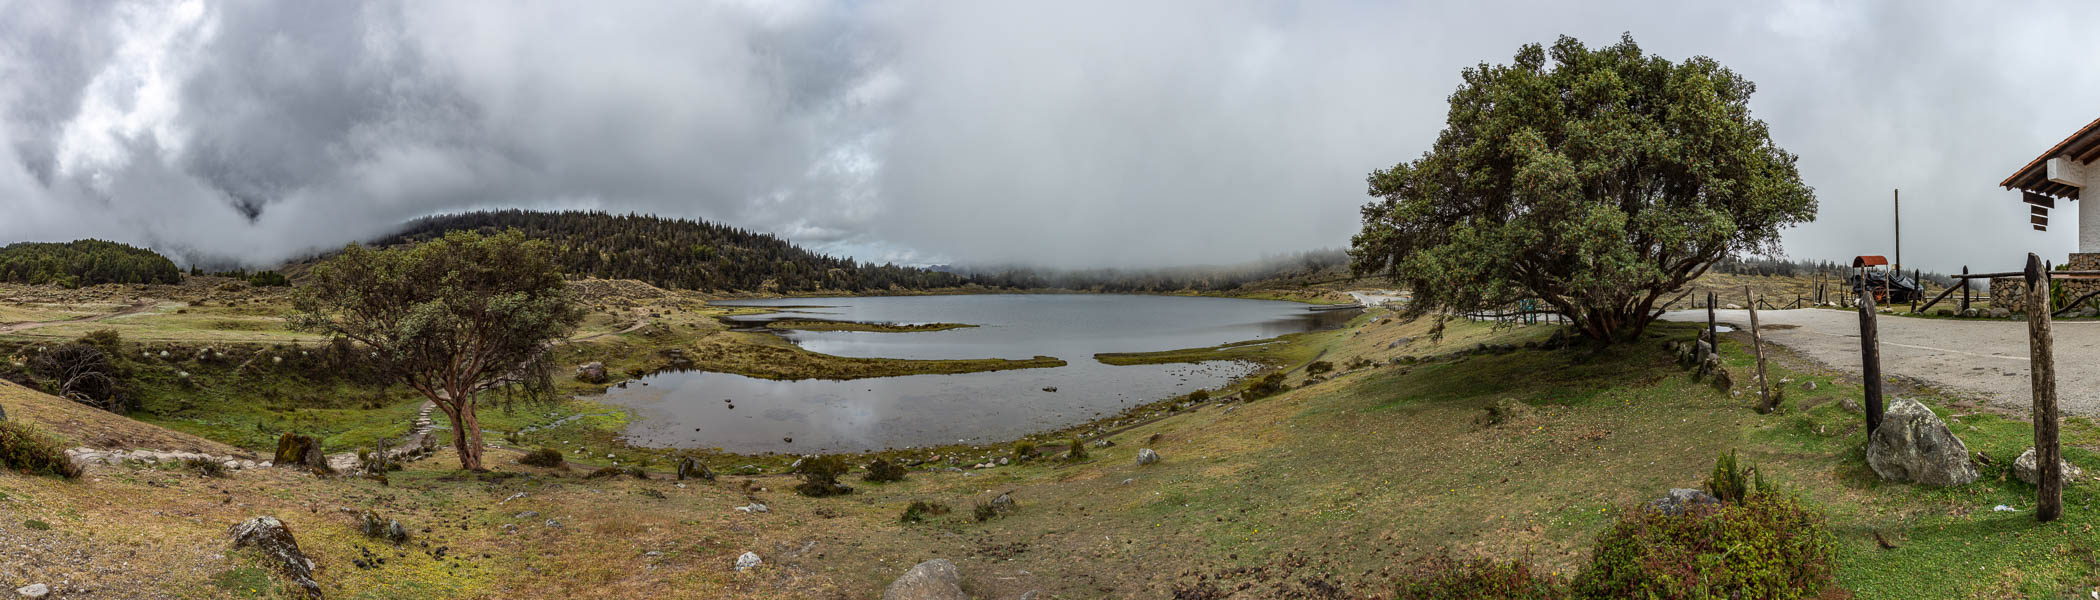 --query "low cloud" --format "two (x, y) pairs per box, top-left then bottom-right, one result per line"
(0, 1), (2094, 272)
